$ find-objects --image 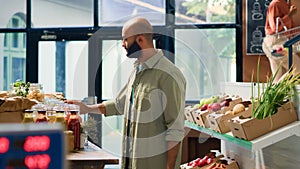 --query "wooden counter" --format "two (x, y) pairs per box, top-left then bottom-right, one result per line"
(67, 143), (119, 169)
